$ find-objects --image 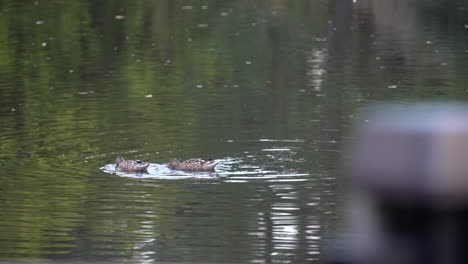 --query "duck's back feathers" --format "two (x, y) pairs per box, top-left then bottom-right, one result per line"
(115, 156), (149, 172)
(166, 158), (218, 171)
